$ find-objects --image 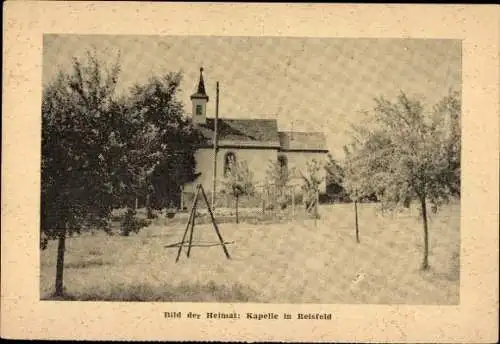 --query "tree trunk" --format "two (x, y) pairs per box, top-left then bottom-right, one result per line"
(235, 194), (239, 224)
(180, 185), (184, 211)
(354, 200), (360, 243)
(146, 193), (154, 219)
(315, 189), (319, 218)
(55, 225), (66, 297)
(420, 195), (430, 270)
